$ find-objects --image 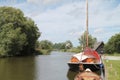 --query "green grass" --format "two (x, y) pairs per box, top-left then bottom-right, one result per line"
(104, 60), (120, 80)
(105, 53), (120, 56)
